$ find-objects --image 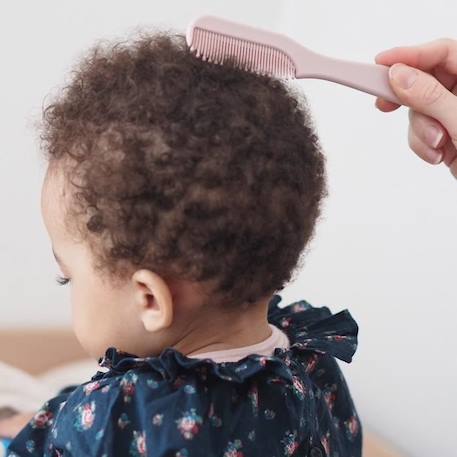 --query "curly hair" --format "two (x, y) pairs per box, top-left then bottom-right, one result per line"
(37, 27), (328, 310)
